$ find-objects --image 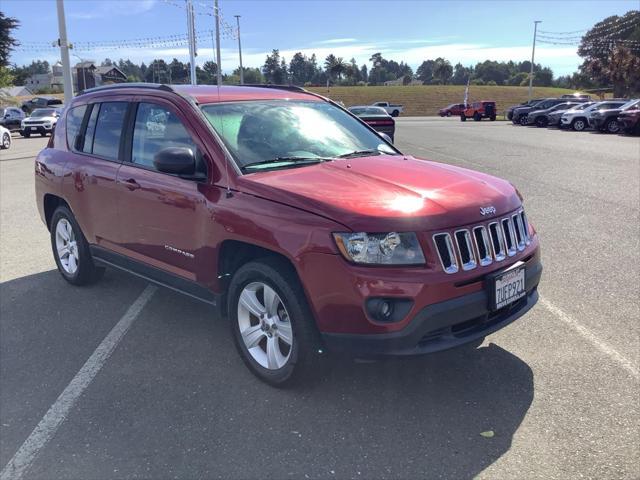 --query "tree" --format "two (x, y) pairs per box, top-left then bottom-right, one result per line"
(0, 12), (19, 68)
(452, 63), (472, 85)
(233, 67), (263, 84)
(360, 64), (368, 83)
(262, 49), (286, 84)
(101, 58), (114, 67)
(324, 54), (347, 82)
(0, 66), (13, 87)
(202, 60), (218, 84)
(432, 57), (453, 84)
(578, 11), (640, 96)
(416, 60), (436, 84)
